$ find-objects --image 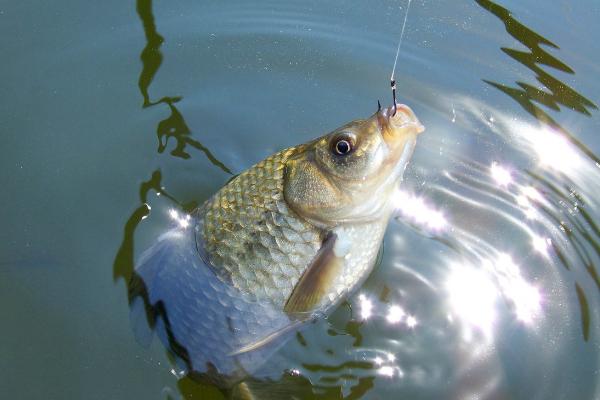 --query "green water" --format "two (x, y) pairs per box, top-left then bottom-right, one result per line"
(1, 0), (600, 398)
